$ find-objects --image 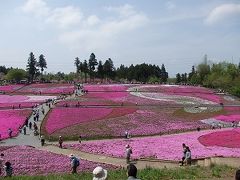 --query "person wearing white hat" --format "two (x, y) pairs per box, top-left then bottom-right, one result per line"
(125, 144), (132, 164)
(69, 154), (80, 174)
(93, 166), (108, 180)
